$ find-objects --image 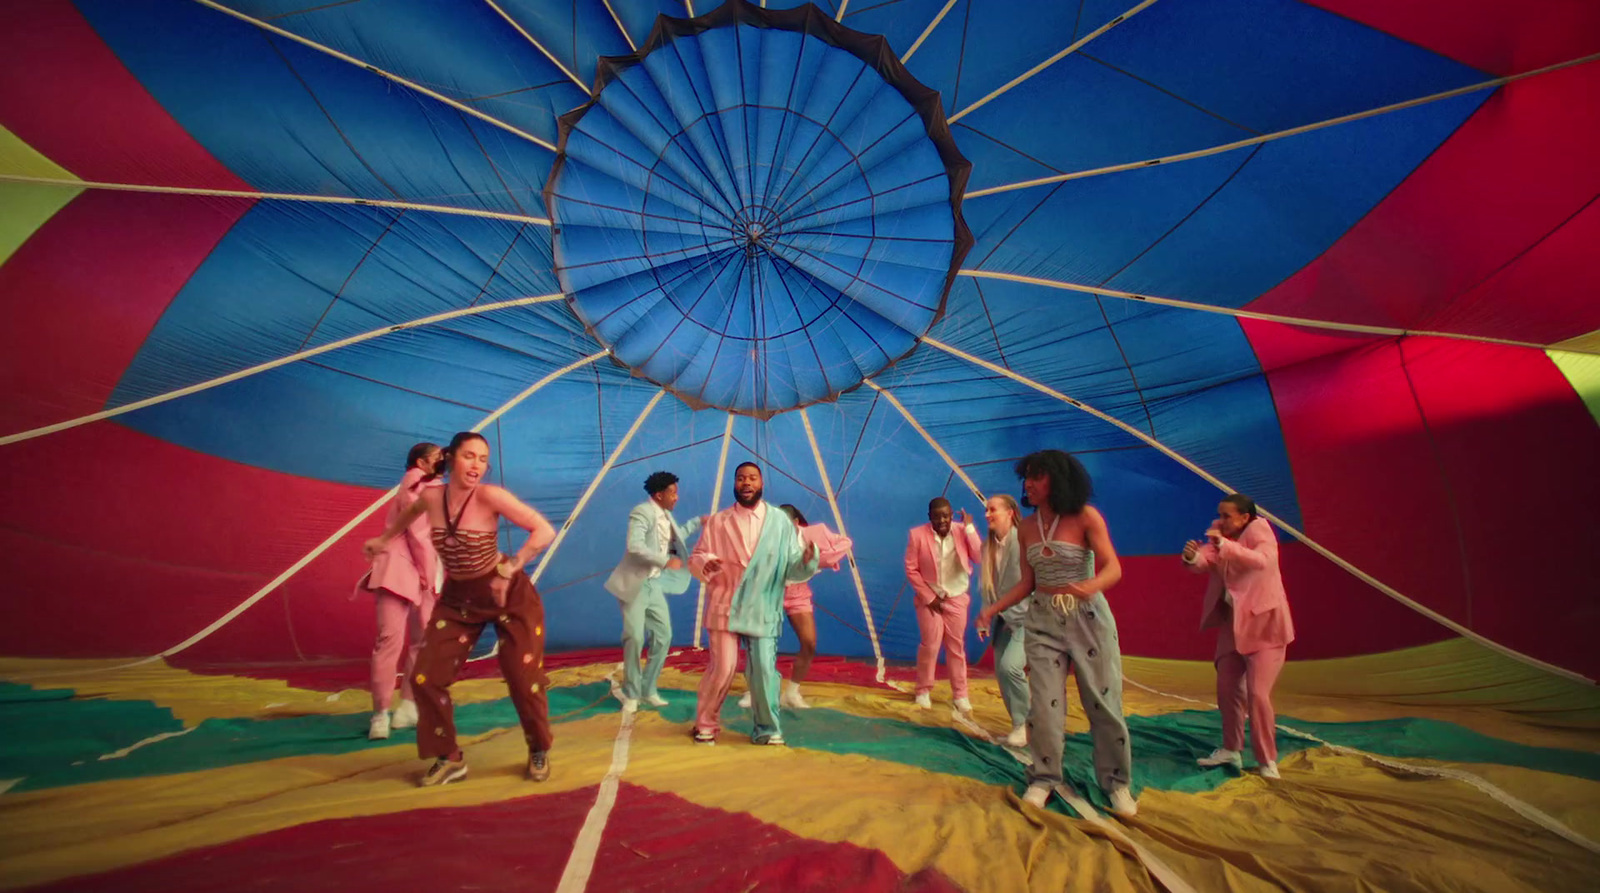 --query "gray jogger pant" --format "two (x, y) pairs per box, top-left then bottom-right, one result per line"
(1023, 592), (1133, 793)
